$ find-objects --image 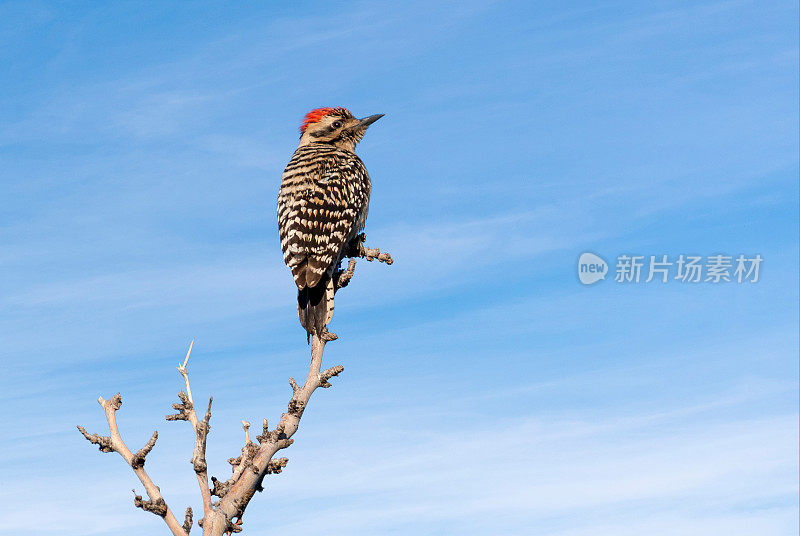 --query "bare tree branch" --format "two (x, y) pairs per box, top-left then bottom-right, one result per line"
(183, 508), (193, 534)
(288, 377), (300, 394)
(353, 233), (393, 264)
(79, 244), (393, 535)
(76, 425), (114, 453)
(169, 341), (214, 525)
(131, 431), (159, 469)
(200, 333), (341, 535)
(77, 394), (187, 536)
(134, 489), (168, 516)
(319, 364), (344, 388)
